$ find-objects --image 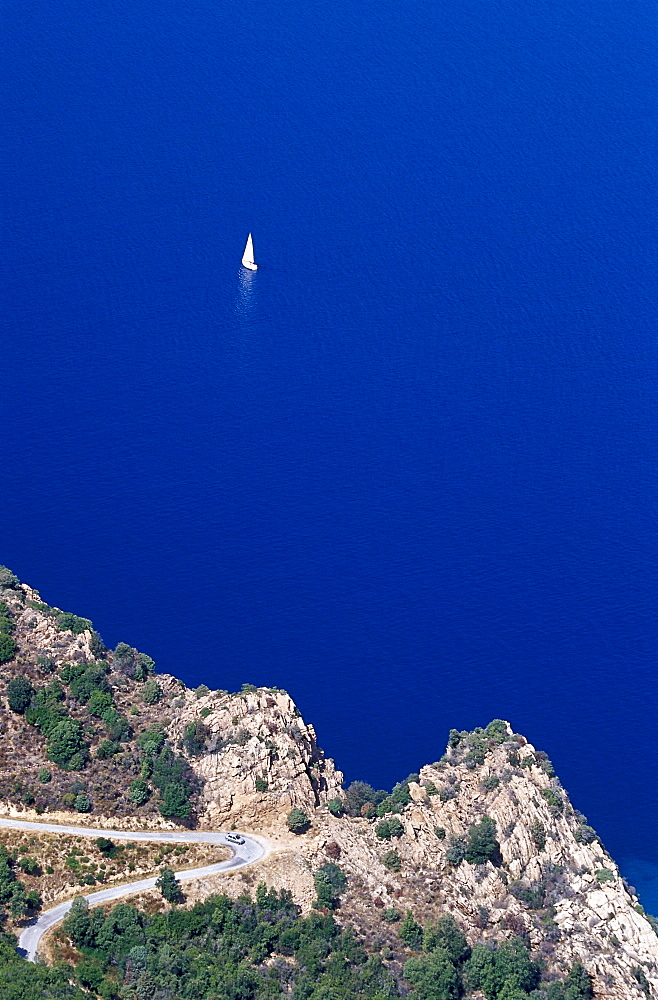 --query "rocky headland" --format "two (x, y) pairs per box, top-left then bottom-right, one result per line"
(0, 565), (656, 998)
